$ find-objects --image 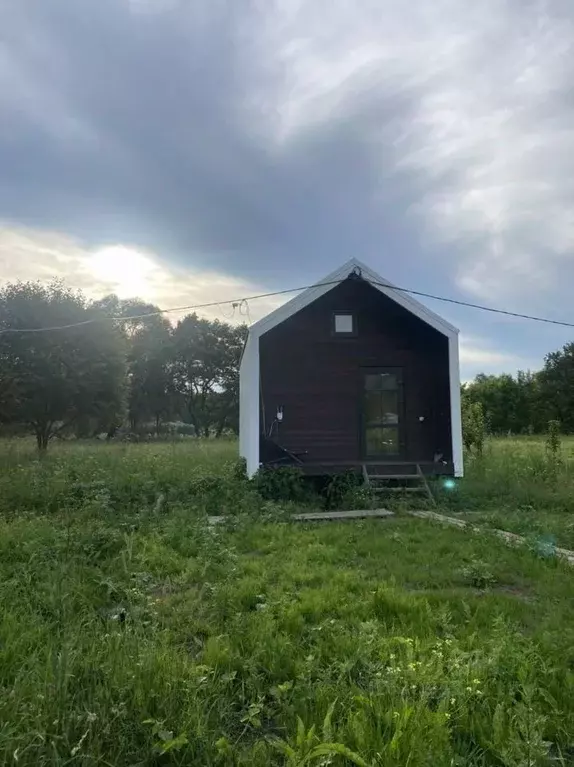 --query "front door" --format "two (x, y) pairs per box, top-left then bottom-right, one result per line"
(362, 368), (404, 459)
